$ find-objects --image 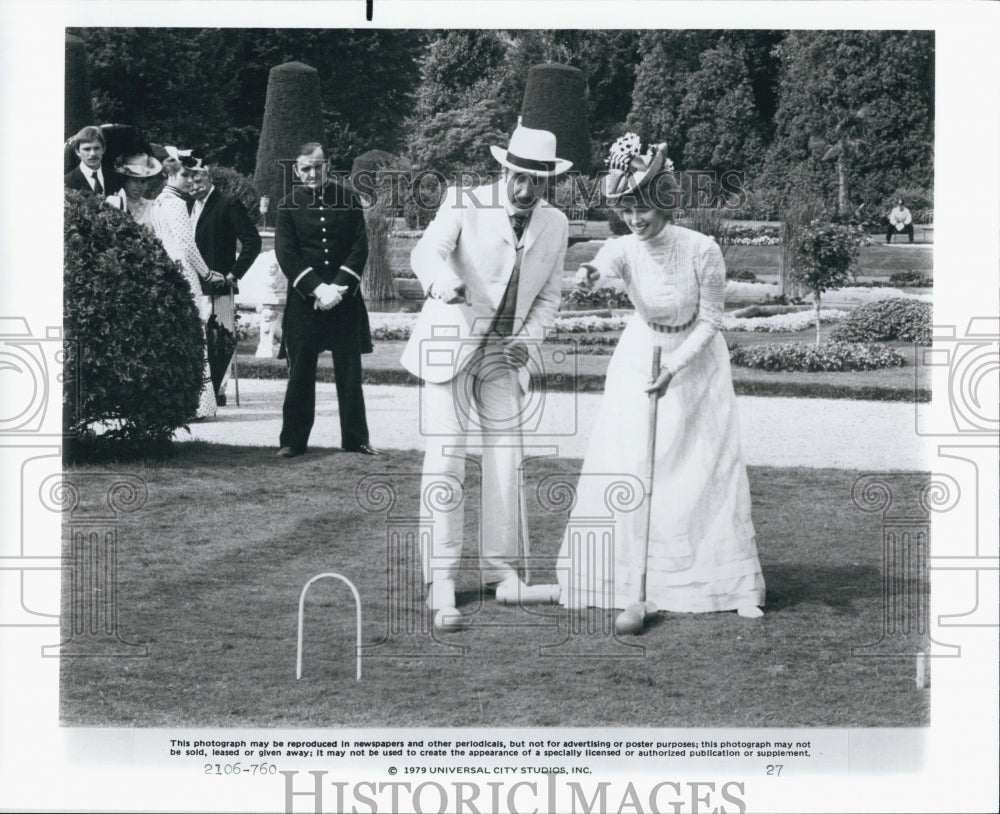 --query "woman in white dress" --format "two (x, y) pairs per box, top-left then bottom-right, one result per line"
(150, 147), (224, 420)
(105, 151), (160, 231)
(556, 134), (765, 618)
